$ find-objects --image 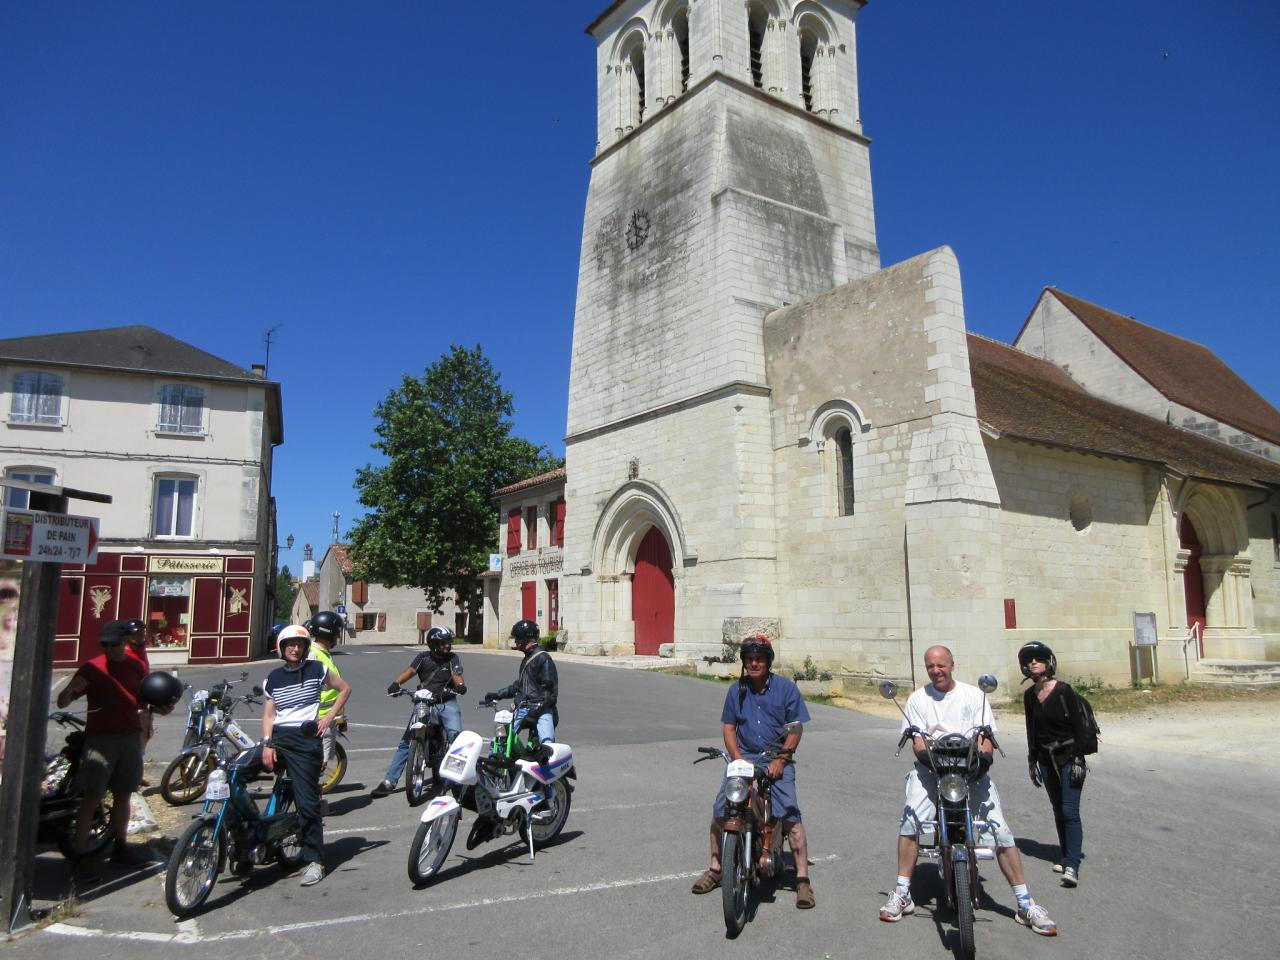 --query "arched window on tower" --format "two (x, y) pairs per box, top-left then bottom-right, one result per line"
(748, 3), (768, 89)
(800, 27), (818, 112)
(629, 40), (646, 125)
(834, 426), (855, 516)
(617, 33), (647, 133)
(795, 11), (835, 117)
(674, 7), (690, 93)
